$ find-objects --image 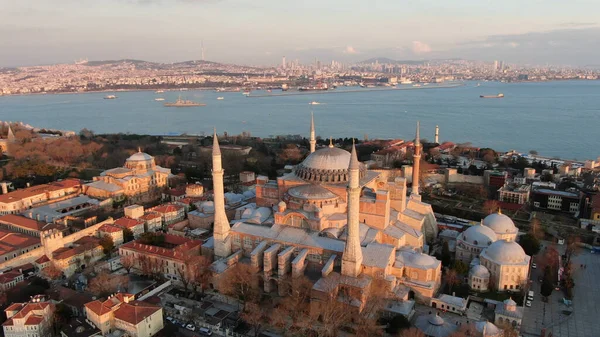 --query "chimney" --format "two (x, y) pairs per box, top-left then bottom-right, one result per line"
(0, 182), (7, 195)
